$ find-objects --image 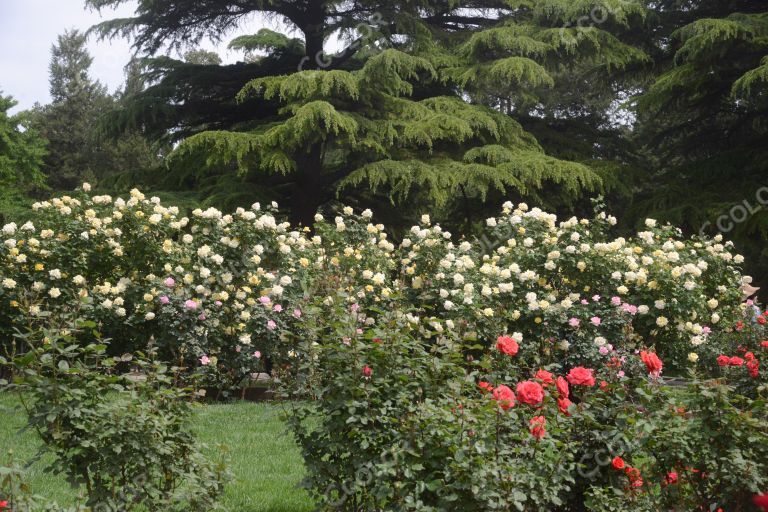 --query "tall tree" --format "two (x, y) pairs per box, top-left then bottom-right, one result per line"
(0, 93), (47, 220)
(30, 30), (112, 189)
(31, 30), (162, 191)
(89, 0), (649, 225)
(632, 2), (768, 287)
(0, 93), (47, 191)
